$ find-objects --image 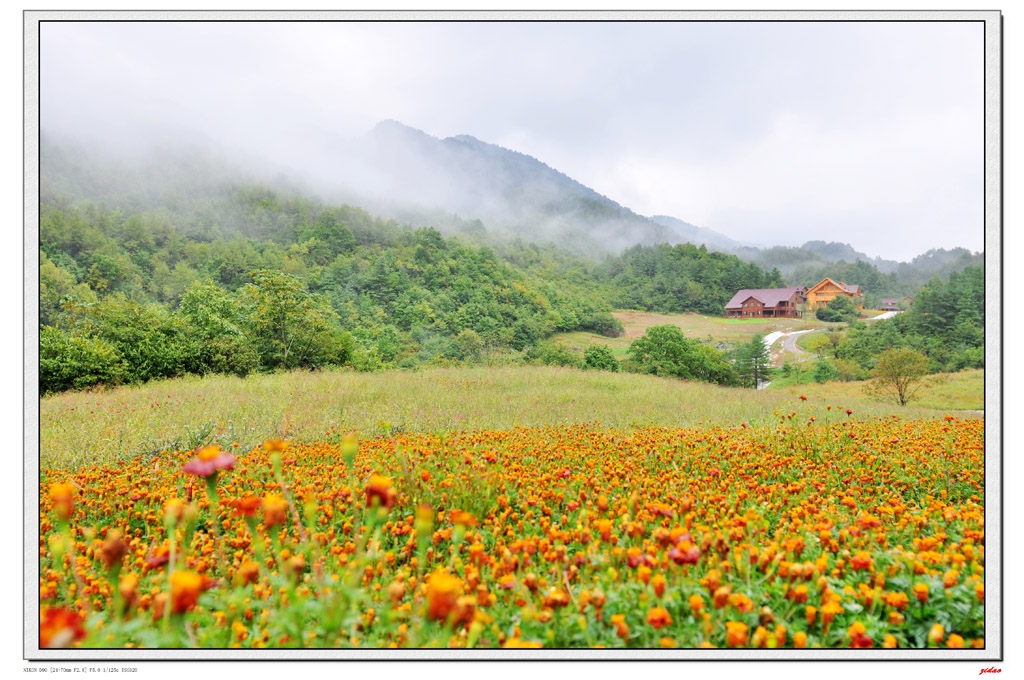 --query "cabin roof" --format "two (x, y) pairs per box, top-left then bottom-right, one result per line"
(725, 286), (806, 310)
